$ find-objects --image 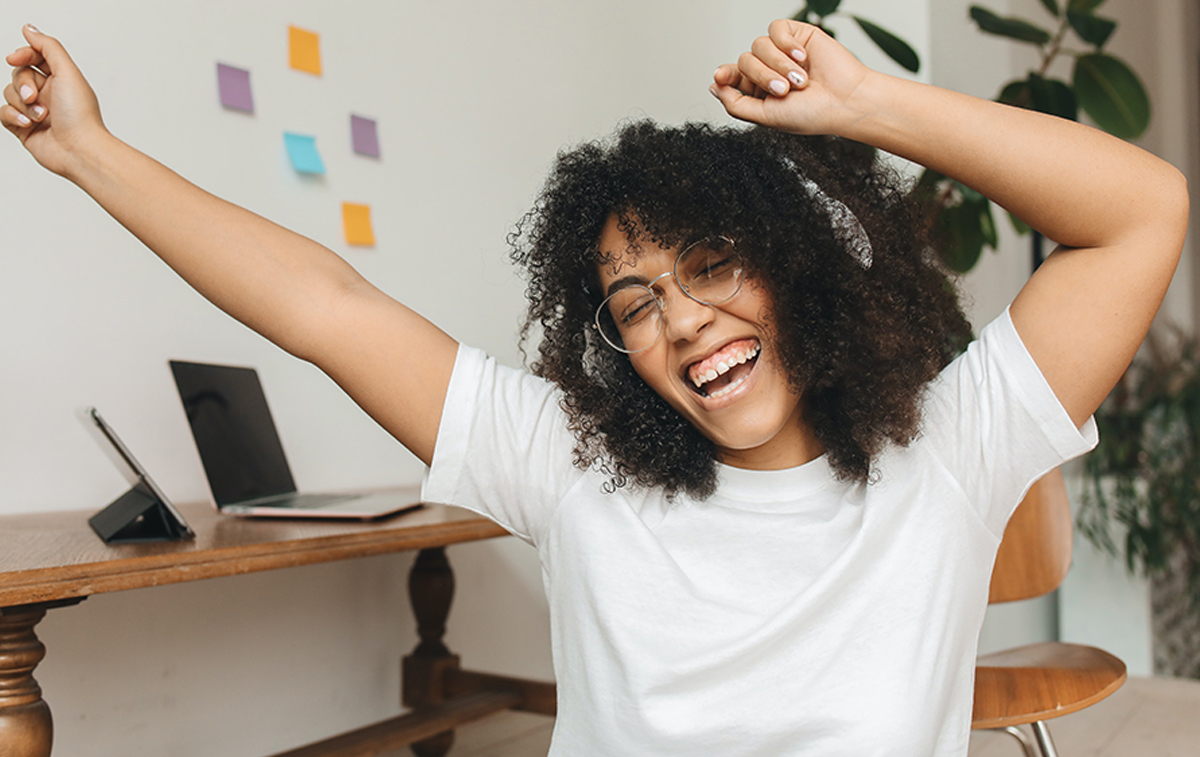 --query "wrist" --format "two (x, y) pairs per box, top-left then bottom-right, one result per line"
(61, 127), (121, 186)
(833, 69), (896, 144)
